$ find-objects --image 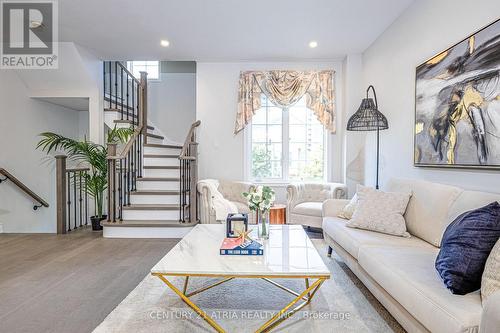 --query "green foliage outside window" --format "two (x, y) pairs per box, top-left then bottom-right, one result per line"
(252, 144), (271, 179)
